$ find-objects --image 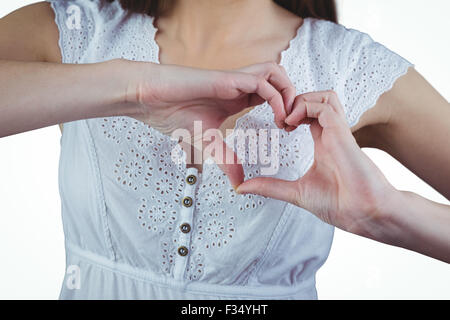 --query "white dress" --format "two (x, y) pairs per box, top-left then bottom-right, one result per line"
(48, 0), (413, 299)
